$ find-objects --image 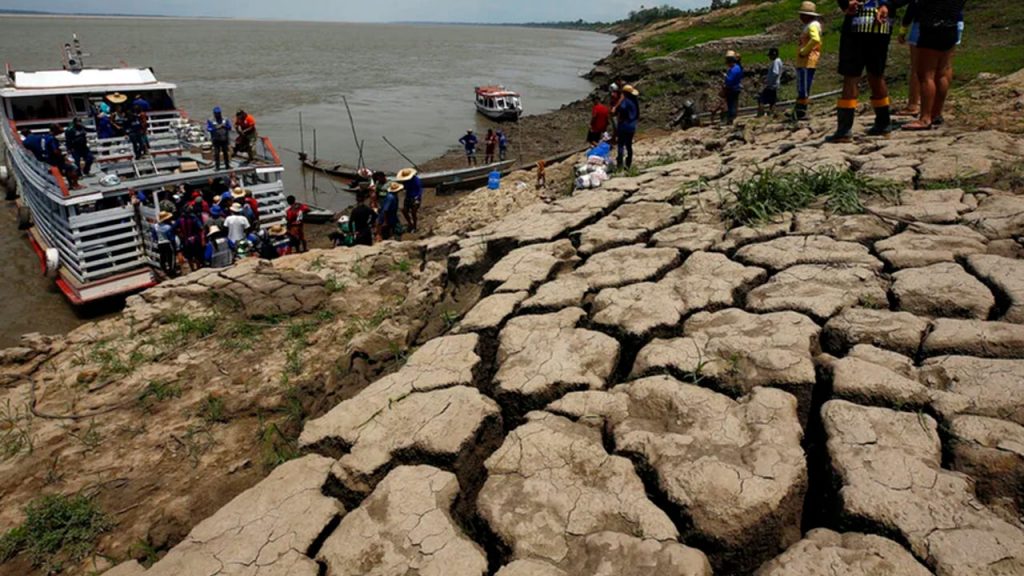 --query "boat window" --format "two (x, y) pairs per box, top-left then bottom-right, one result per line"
(496, 99), (506, 109)
(9, 96), (70, 122)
